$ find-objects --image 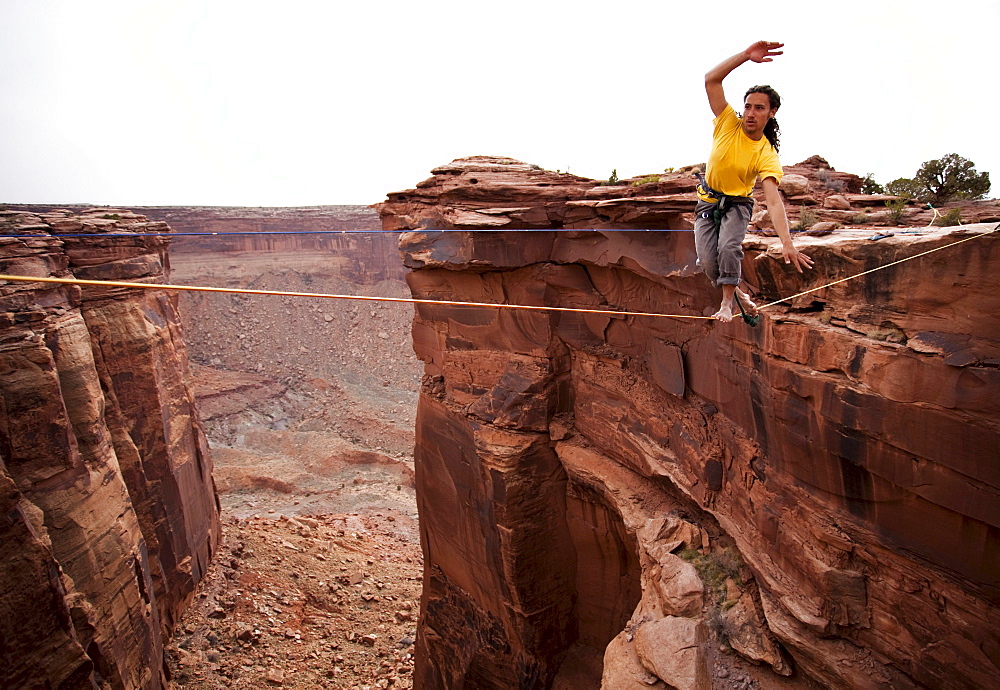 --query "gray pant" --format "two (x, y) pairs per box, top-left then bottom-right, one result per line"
(693, 199), (753, 287)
